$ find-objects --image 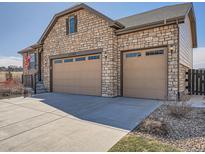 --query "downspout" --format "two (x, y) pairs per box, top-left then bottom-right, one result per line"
(176, 19), (180, 101)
